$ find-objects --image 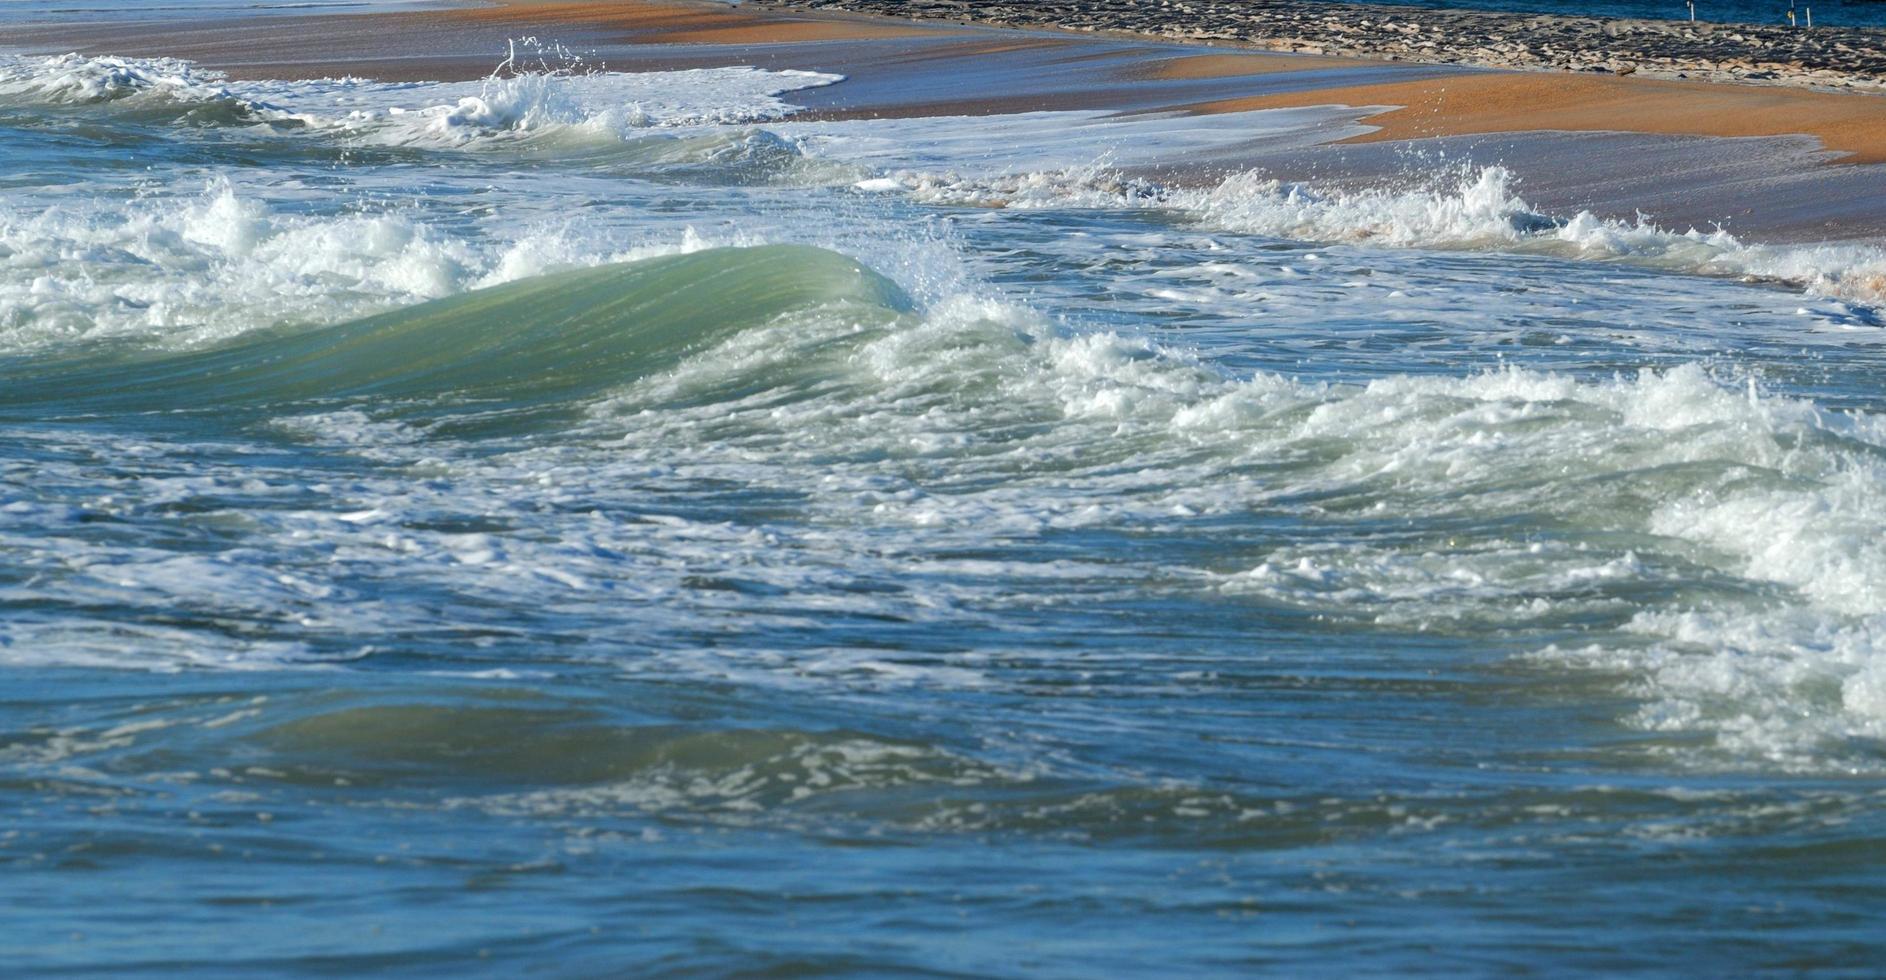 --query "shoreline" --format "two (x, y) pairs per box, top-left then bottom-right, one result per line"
(446, 0), (1886, 167)
(5, 0), (1884, 240)
(750, 0), (1886, 92)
